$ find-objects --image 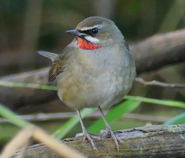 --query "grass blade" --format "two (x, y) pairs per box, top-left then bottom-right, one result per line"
(124, 96), (185, 108)
(0, 81), (58, 91)
(164, 113), (185, 125)
(0, 103), (29, 128)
